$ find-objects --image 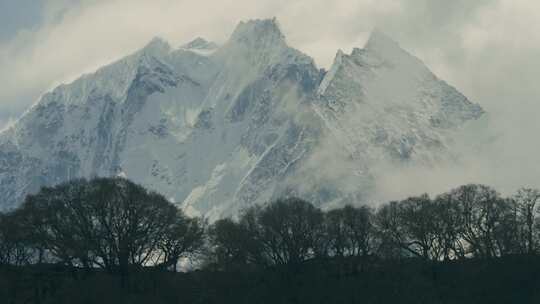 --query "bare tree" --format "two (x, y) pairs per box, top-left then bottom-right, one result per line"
(433, 193), (467, 260)
(18, 180), (97, 267)
(324, 205), (375, 258)
(398, 194), (443, 260)
(446, 184), (515, 258)
(246, 198), (324, 266)
(157, 211), (205, 271)
(0, 211), (36, 266)
(513, 188), (540, 254)
(207, 217), (261, 269)
(14, 177), (204, 277)
(375, 201), (407, 259)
